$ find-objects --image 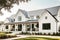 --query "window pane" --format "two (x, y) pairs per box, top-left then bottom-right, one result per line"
(26, 24), (30, 31)
(6, 26), (8, 29)
(31, 16), (34, 19)
(18, 16), (22, 21)
(42, 23), (51, 30)
(36, 16), (40, 19)
(18, 24), (22, 31)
